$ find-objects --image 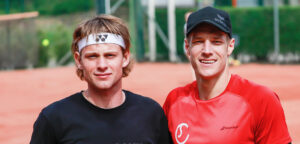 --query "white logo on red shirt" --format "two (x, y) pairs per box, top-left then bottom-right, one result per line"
(175, 123), (189, 144)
